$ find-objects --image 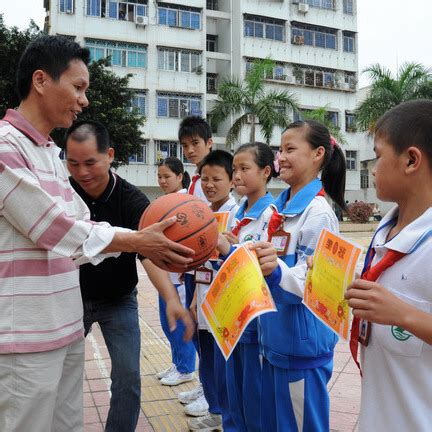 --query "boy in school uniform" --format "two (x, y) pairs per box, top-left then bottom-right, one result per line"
(189, 150), (238, 432)
(176, 116), (213, 414)
(345, 100), (432, 432)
